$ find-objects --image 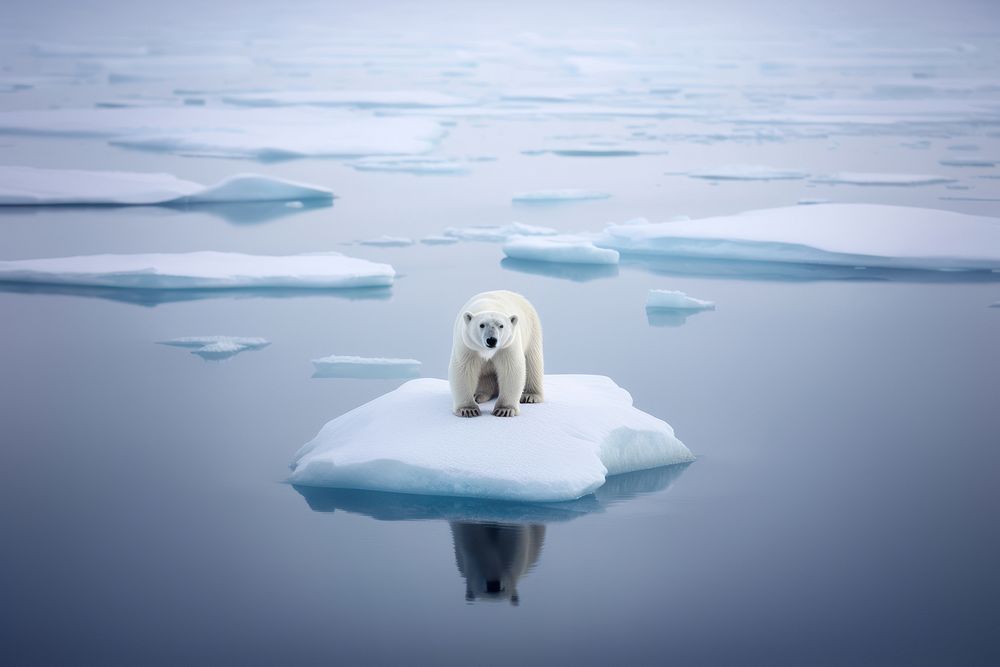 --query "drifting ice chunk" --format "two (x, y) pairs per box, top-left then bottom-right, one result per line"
(158, 336), (270, 361)
(0, 251), (395, 289)
(289, 375), (694, 502)
(512, 189), (611, 202)
(312, 355), (422, 379)
(812, 172), (956, 186)
(688, 165), (810, 181)
(0, 107), (443, 160)
(348, 156), (468, 174)
(420, 235), (460, 245)
(598, 204), (1000, 271)
(0, 166), (333, 206)
(443, 222), (557, 242)
(222, 90), (473, 108)
(503, 236), (619, 265)
(646, 289), (716, 310)
(358, 236), (415, 247)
